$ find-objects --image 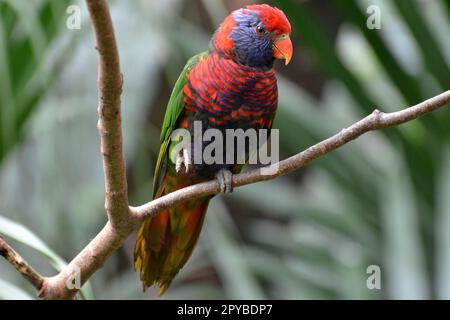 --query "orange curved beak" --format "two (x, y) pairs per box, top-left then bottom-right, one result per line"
(273, 36), (293, 65)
